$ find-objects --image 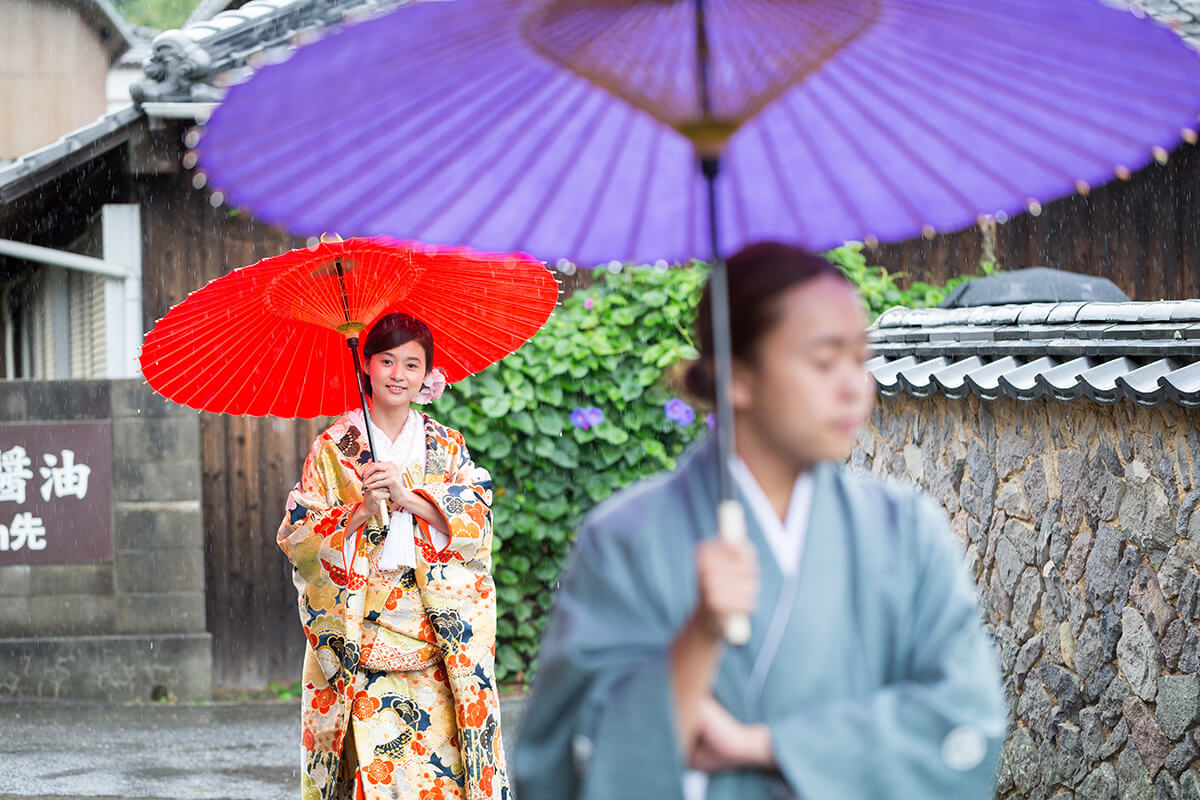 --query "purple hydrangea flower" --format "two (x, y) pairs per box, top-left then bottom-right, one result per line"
(706, 413), (717, 429)
(570, 405), (604, 430)
(584, 297), (595, 310)
(664, 398), (695, 426)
